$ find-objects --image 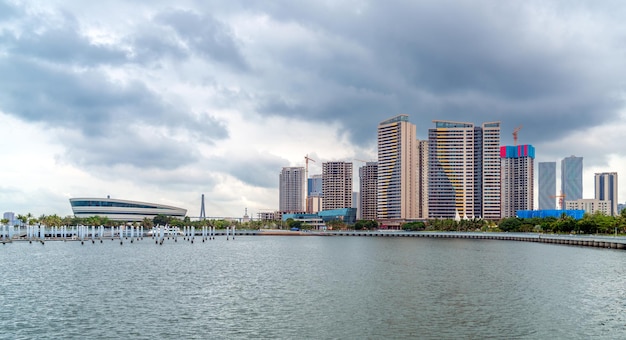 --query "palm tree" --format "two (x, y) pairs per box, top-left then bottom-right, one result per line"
(16, 214), (27, 227)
